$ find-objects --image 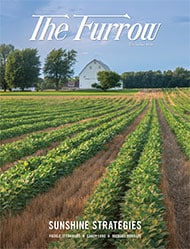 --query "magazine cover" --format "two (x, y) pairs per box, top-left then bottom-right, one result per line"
(0, 0), (189, 249)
